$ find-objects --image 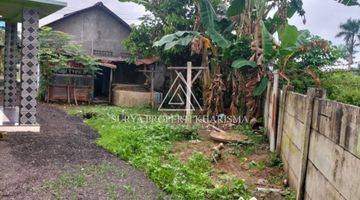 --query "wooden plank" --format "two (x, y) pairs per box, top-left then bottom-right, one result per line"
(185, 62), (192, 124)
(168, 66), (204, 70)
(150, 65), (155, 108)
(282, 112), (305, 150)
(305, 161), (346, 200)
(308, 131), (360, 200)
